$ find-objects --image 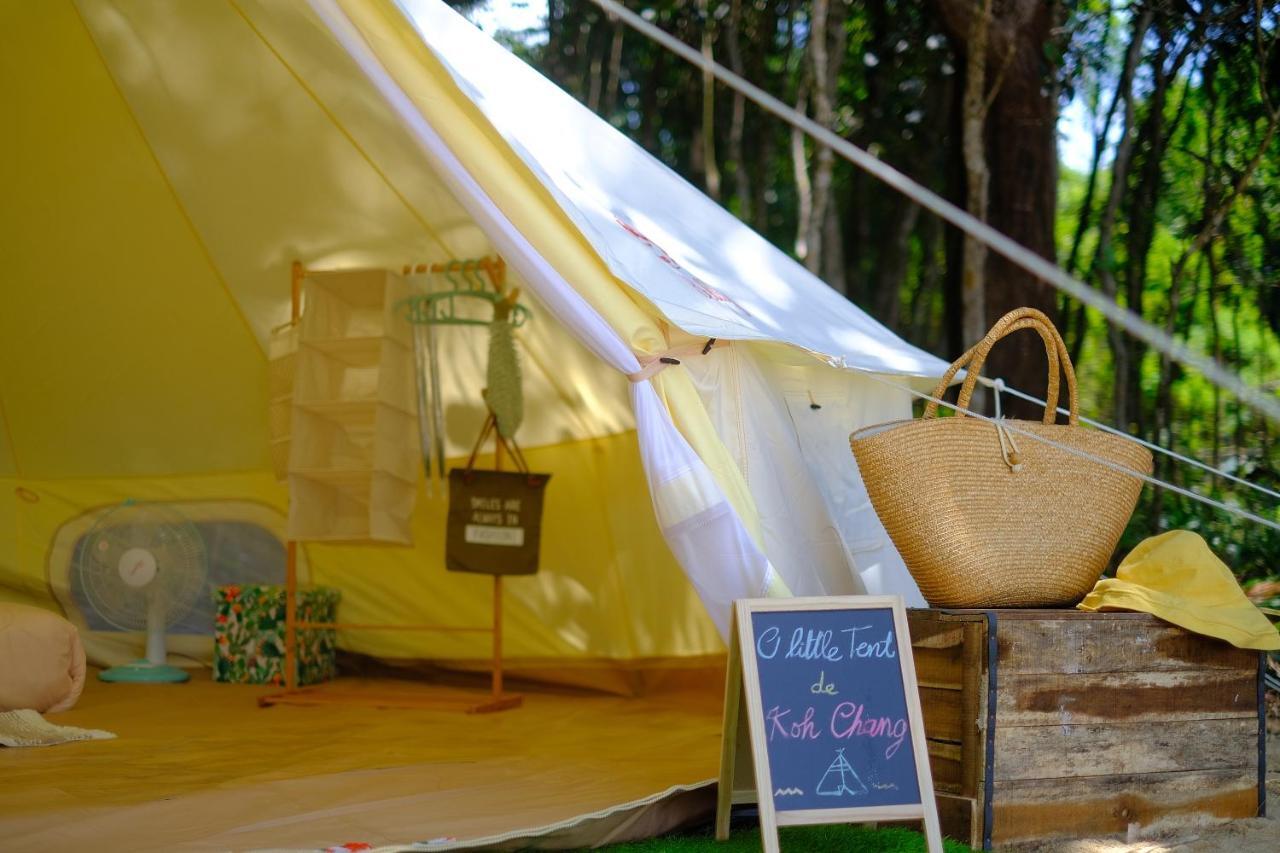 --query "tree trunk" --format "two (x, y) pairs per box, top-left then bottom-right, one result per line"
(1091, 6), (1153, 430)
(1064, 2), (1115, 279)
(604, 21), (624, 117)
(1209, 247), (1222, 480)
(875, 198), (921, 327)
(935, 0), (1064, 417)
(914, 213), (944, 343)
(805, 0), (847, 293)
(1121, 33), (1197, 441)
(1062, 3), (1117, 365)
(749, 0), (781, 237)
(1126, 21), (1222, 440)
(724, 0), (751, 221)
(792, 85), (813, 261)
(638, 48), (665, 152)
(823, 201), (848, 296)
(960, 0), (994, 360)
(978, 1), (1063, 418)
(698, 0), (721, 200)
(752, 121), (775, 237)
(1232, 290), (1244, 461)
(587, 37), (604, 113)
